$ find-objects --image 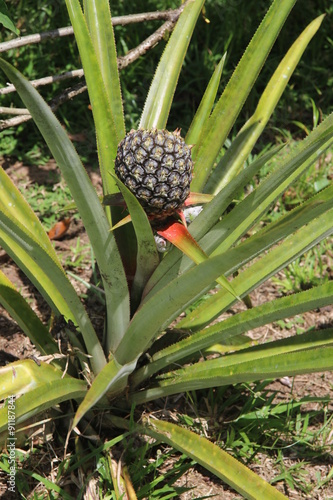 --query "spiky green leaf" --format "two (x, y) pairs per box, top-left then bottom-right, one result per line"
(186, 54), (226, 151)
(132, 329), (333, 403)
(0, 57), (130, 362)
(0, 270), (58, 356)
(191, 0), (297, 191)
(0, 361), (86, 433)
(132, 280), (333, 385)
(180, 208), (333, 330)
(83, 0), (125, 139)
(139, 0), (205, 129)
(208, 14), (325, 194)
(65, 0), (119, 196)
(109, 415), (287, 500)
(112, 174), (159, 312)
